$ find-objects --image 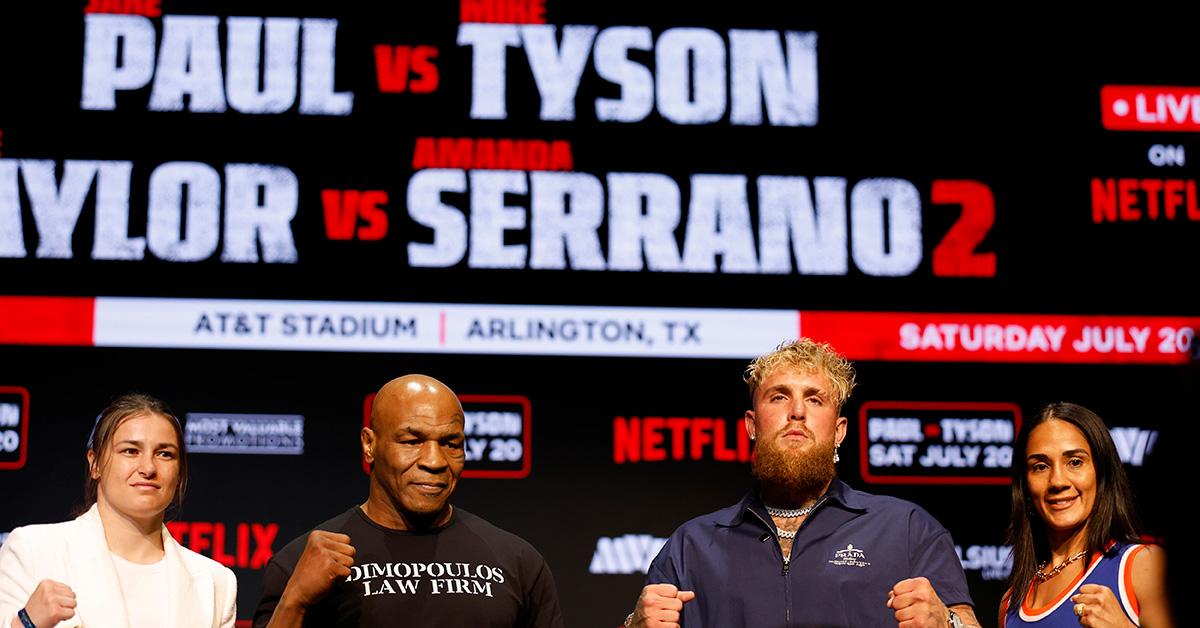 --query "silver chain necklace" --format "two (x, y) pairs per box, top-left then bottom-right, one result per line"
(769, 498), (824, 541)
(765, 498), (823, 519)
